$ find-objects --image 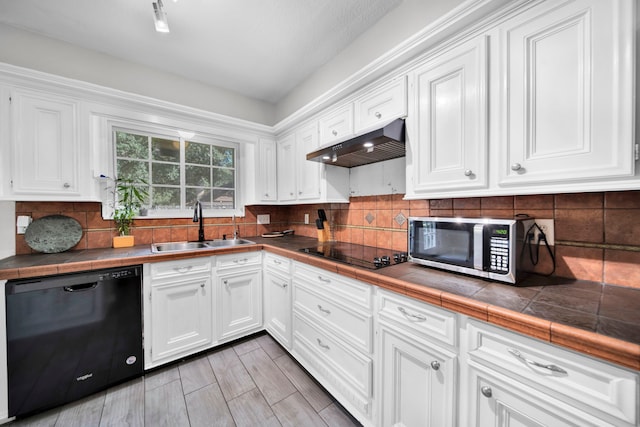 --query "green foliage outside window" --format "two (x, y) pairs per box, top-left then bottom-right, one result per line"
(115, 130), (236, 212)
